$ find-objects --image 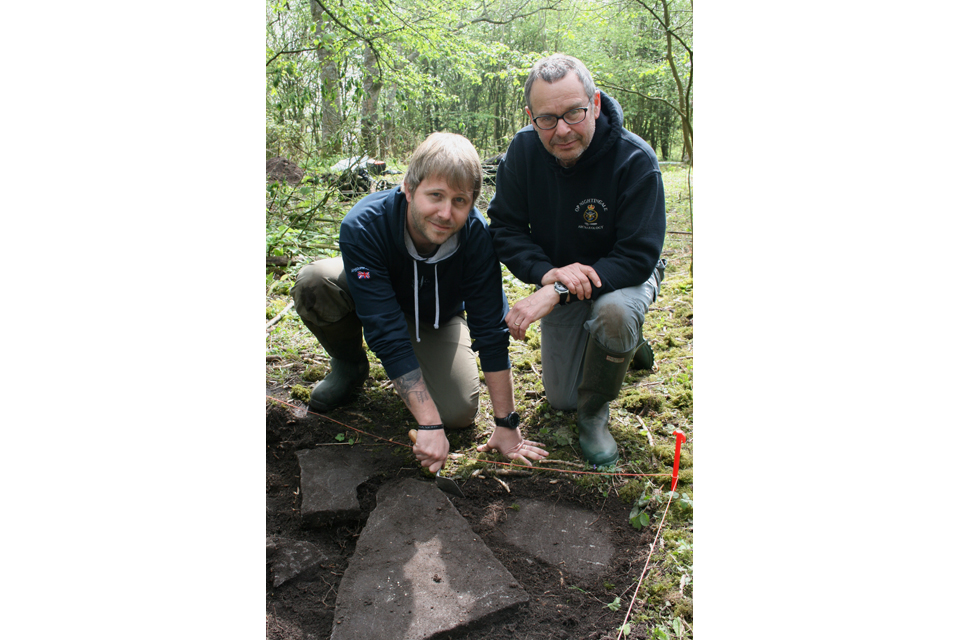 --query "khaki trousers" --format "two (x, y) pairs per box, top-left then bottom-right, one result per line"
(292, 257), (479, 428)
